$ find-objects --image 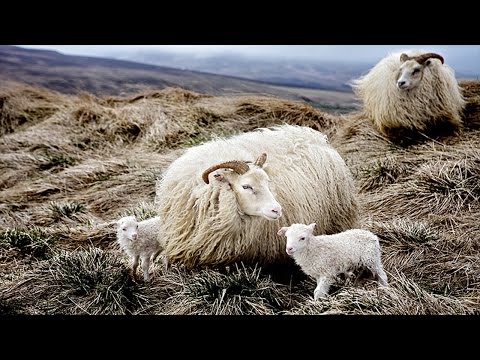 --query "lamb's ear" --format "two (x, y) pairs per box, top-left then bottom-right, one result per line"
(307, 223), (316, 232)
(277, 227), (288, 236)
(400, 53), (409, 62)
(425, 59), (431, 67)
